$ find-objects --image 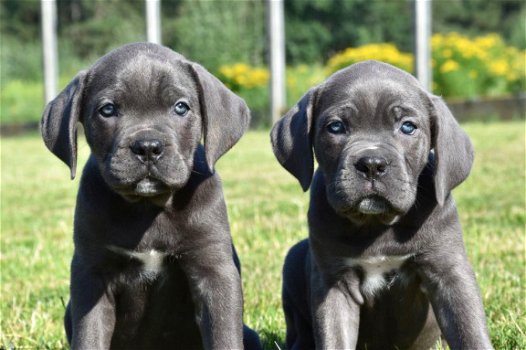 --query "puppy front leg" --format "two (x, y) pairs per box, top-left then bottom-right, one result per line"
(418, 254), (493, 350)
(182, 243), (244, 350)
(311, 267), (361, 350)
(69, 256), (116, 350)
